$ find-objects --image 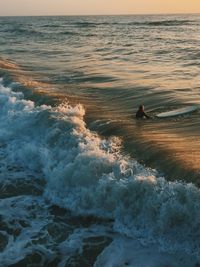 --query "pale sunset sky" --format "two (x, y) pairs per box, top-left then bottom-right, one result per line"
(1, 0), (200, 16)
